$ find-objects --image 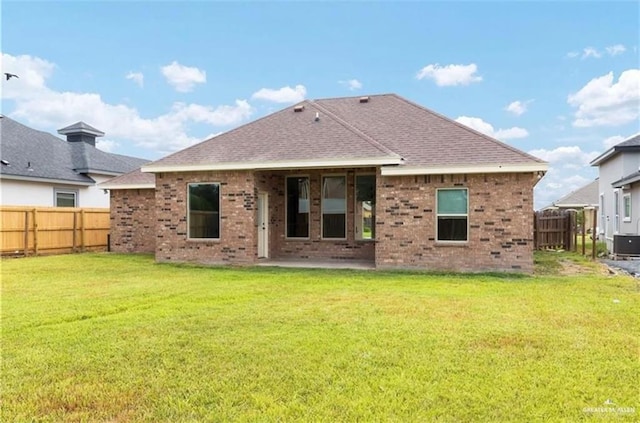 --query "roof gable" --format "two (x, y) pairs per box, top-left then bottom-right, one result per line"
(552, 179), (599, 207)
(591, 133), (640, 166)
